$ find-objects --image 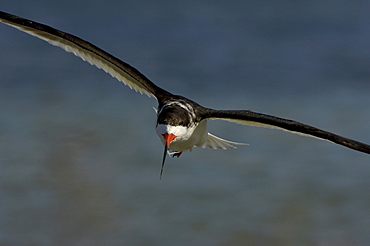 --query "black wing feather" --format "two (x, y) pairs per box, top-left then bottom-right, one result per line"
(205, 109), (370, 154)
(0, 11), (171, 99)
